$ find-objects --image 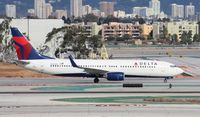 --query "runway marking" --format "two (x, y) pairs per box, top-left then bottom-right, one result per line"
(95, 104), (147, 107)
(53, 96), (200, 104)
(30, 84), (200, 92)
(31, 85), (121, 91)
